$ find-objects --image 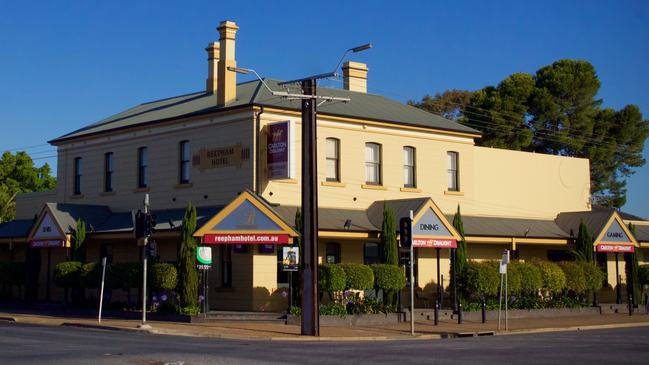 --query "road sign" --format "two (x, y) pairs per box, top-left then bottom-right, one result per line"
(197, 246), (212, 267)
